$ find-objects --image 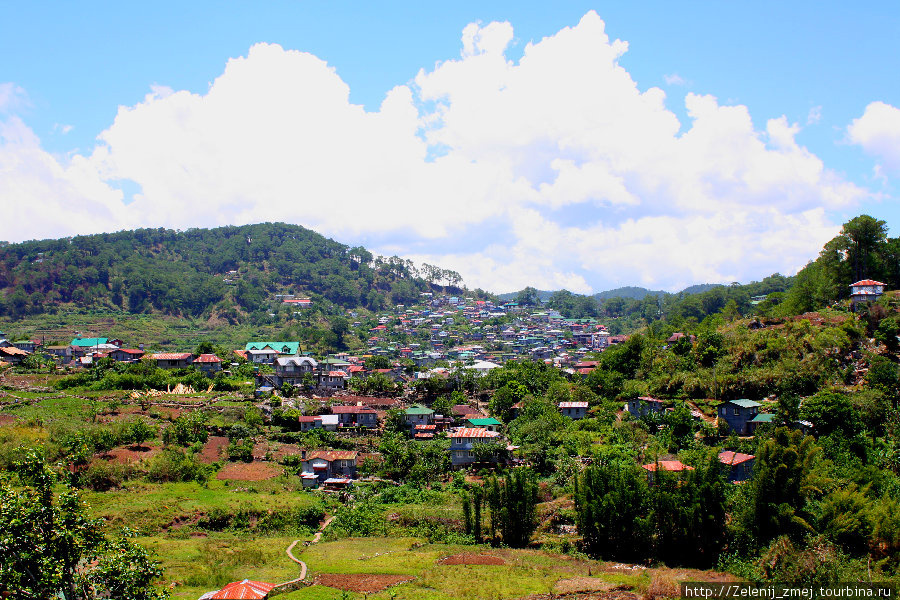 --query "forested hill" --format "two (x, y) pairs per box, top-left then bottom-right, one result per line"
(0, 223), (464, 319)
